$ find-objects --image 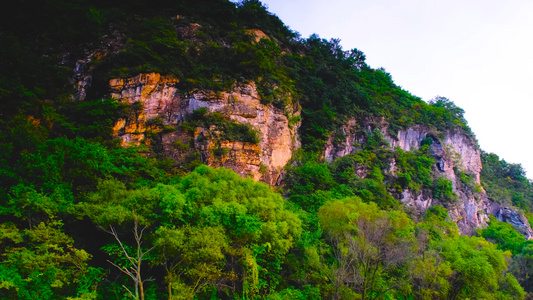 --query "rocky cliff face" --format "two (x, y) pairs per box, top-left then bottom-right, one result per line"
(66, 26), (125, 101)
(324, 118), (533, 237)
(108, 73), (300, 186)
(391, 126), (532, 237)
(76, 64), (530, 236)
(109, 73), (180, 145)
